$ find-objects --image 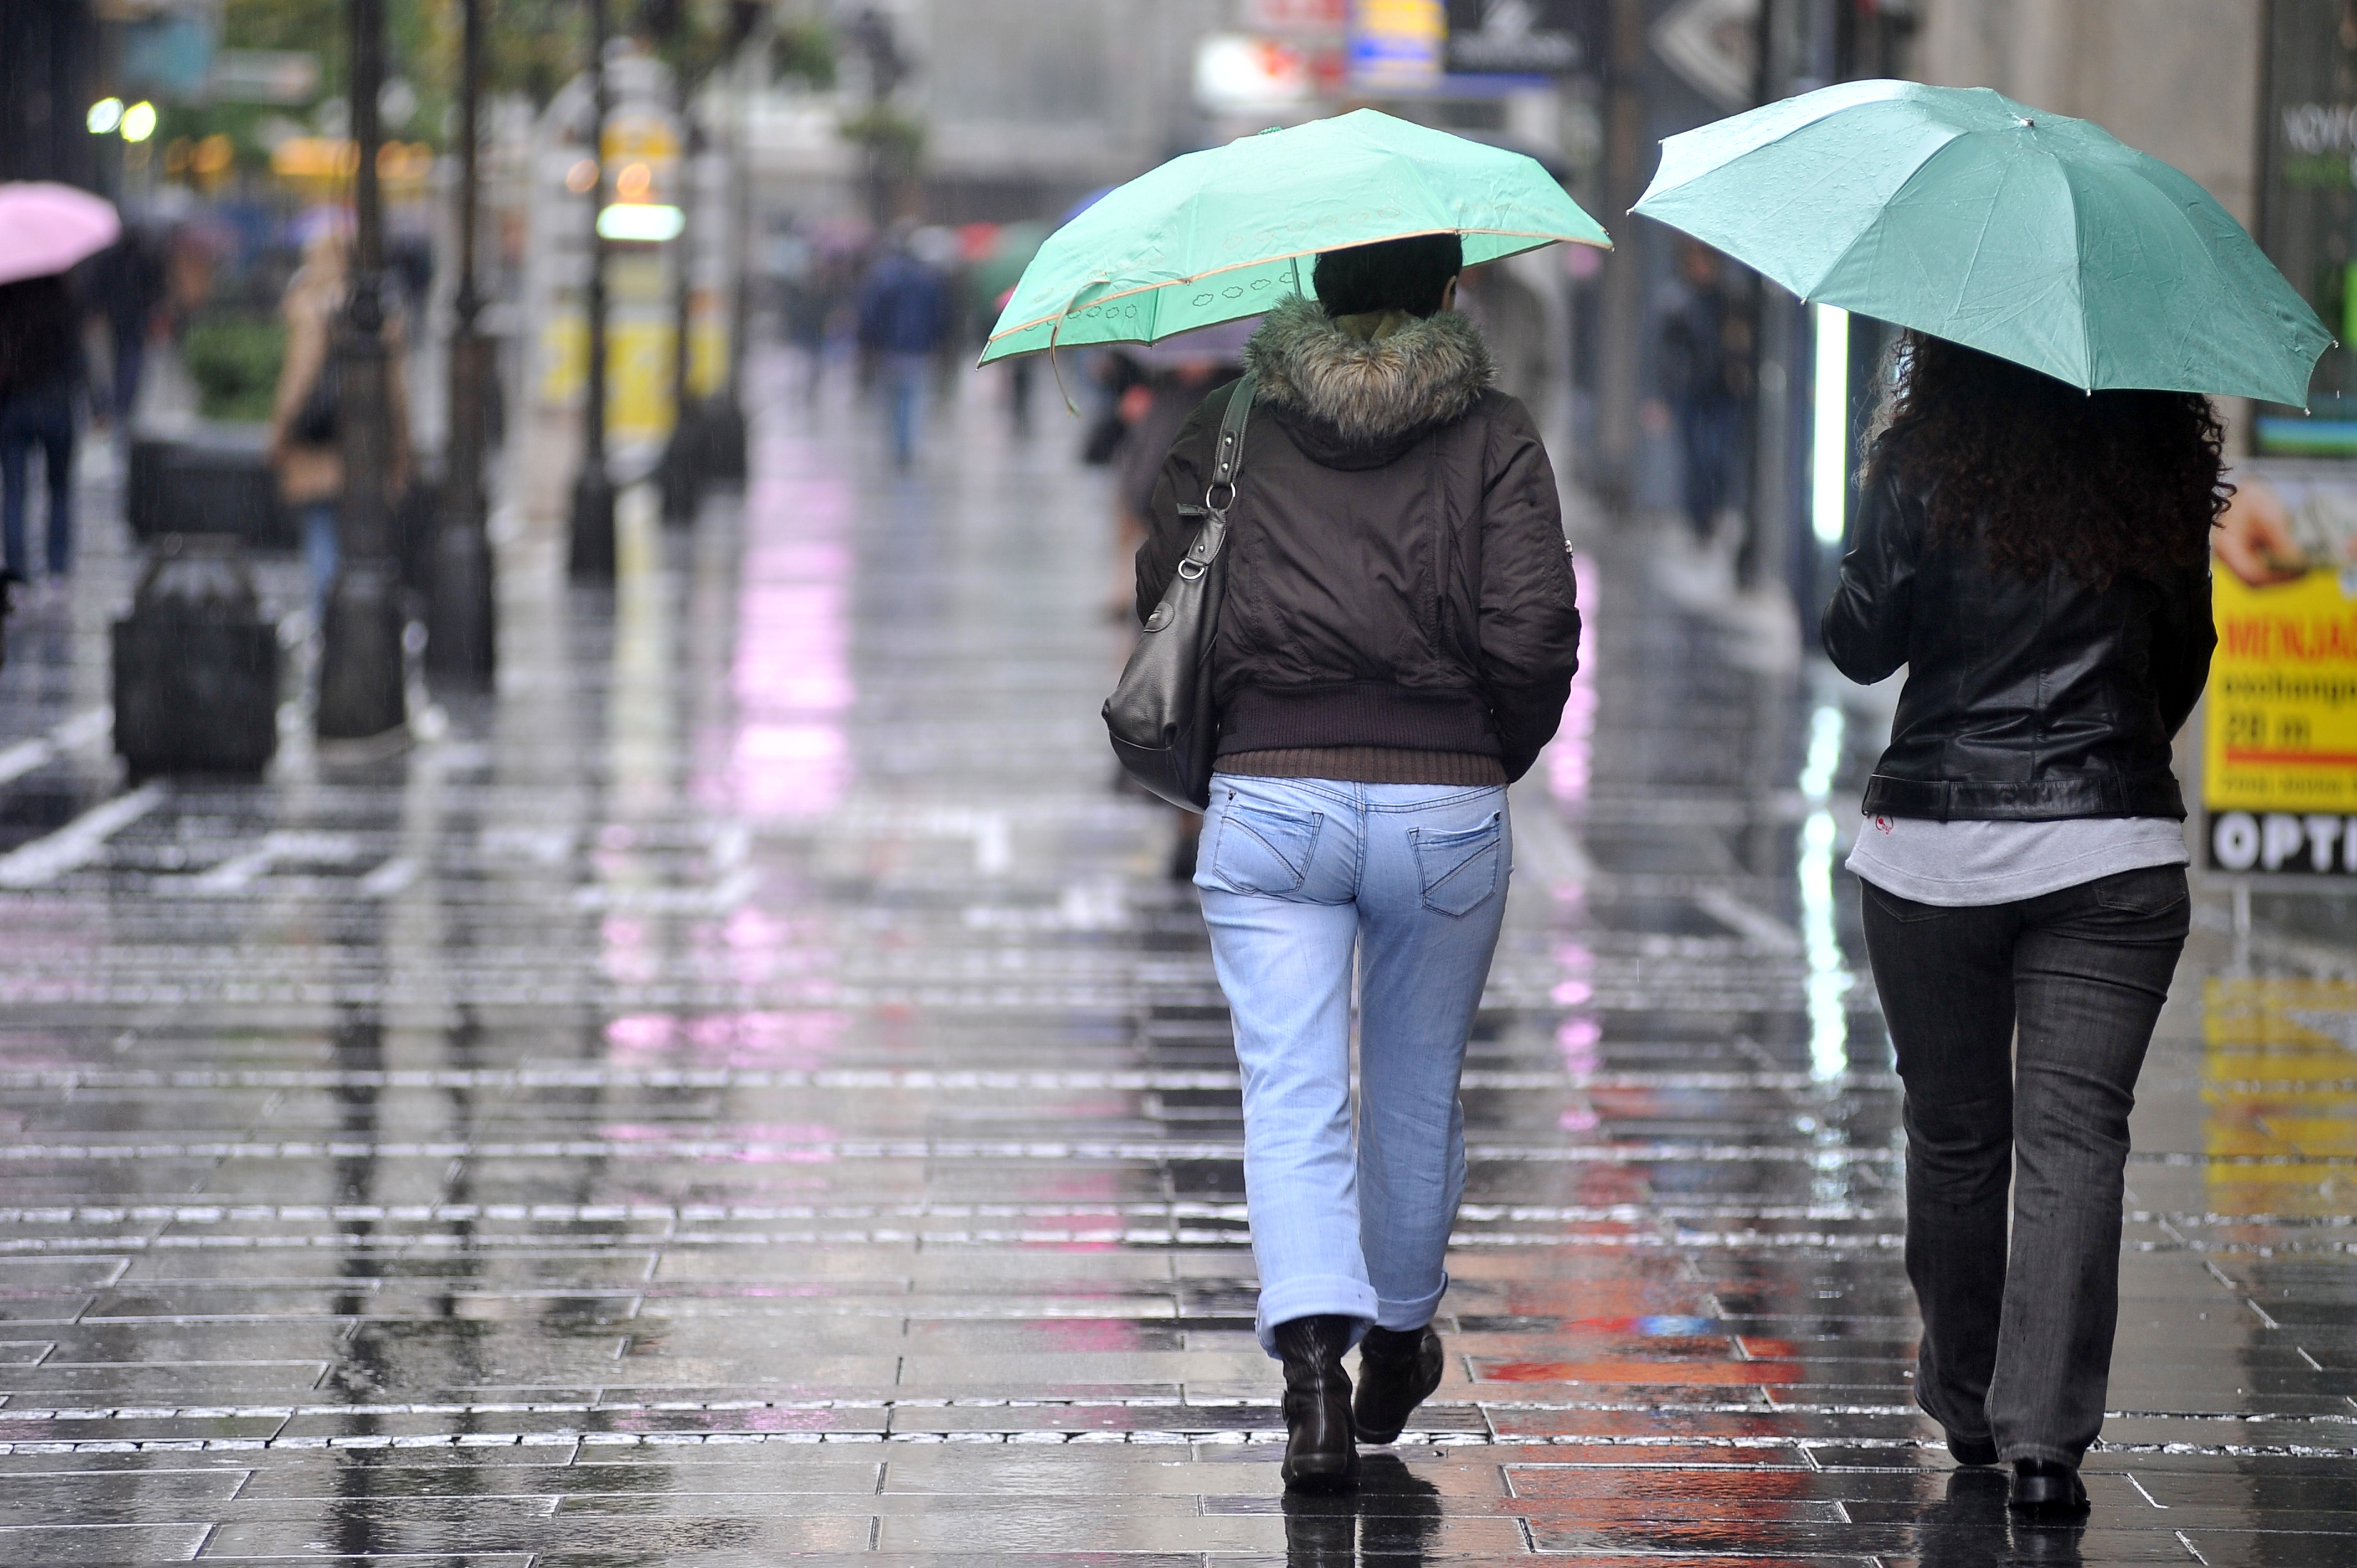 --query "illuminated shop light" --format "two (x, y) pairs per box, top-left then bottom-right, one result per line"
(120, 101), (159, 143)
(88, 98), (125, 135)
(598, 203), (683, 242)
(1810, 301), (1850, 544)
(1797, 703), (1852, 1081)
